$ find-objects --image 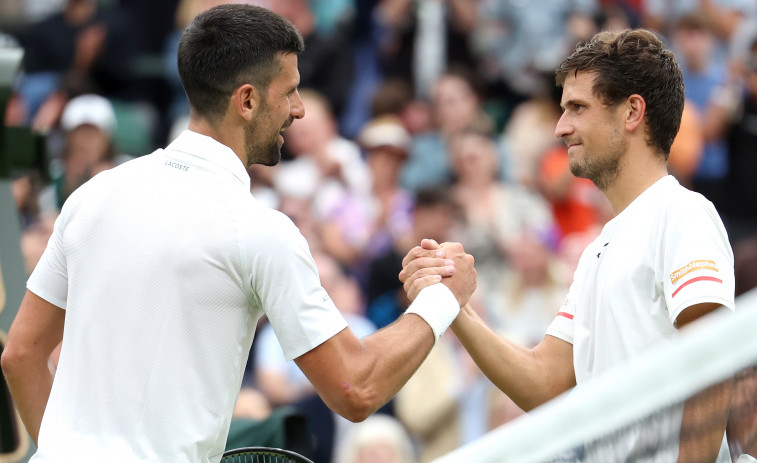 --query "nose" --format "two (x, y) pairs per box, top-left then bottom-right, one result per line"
(554, 112), (573, 139)
(290, 89), (305, 120)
